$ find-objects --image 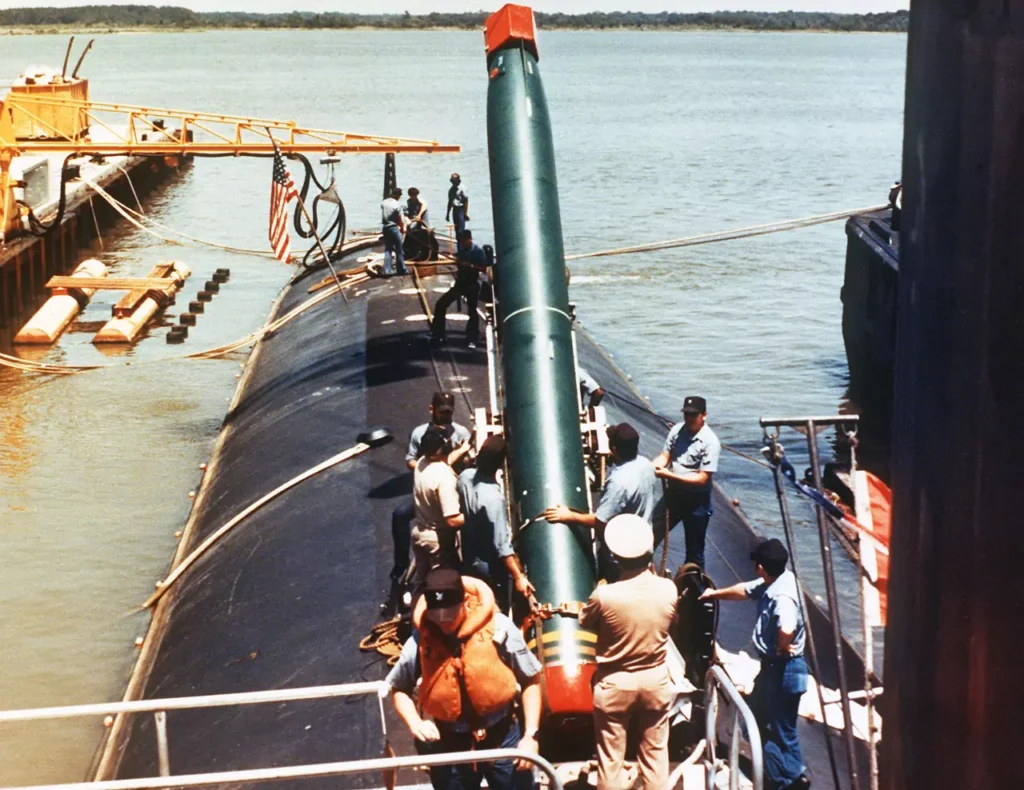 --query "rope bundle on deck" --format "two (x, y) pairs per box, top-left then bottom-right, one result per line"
(359, 616), (404, 667)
